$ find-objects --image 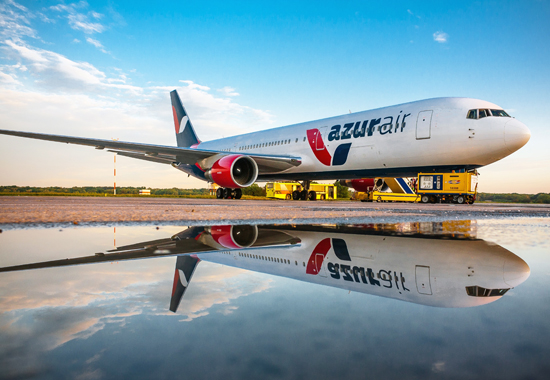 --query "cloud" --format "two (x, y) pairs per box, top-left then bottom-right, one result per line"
(217, 86), (240, 97)
(3, 40), (139, 93)
(0, 0), (38, 42)
(50, 1), (105, 34)
(85, 37), (108, 54)
(433, 31), (449, 43)
(0, 70), (21, 85)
